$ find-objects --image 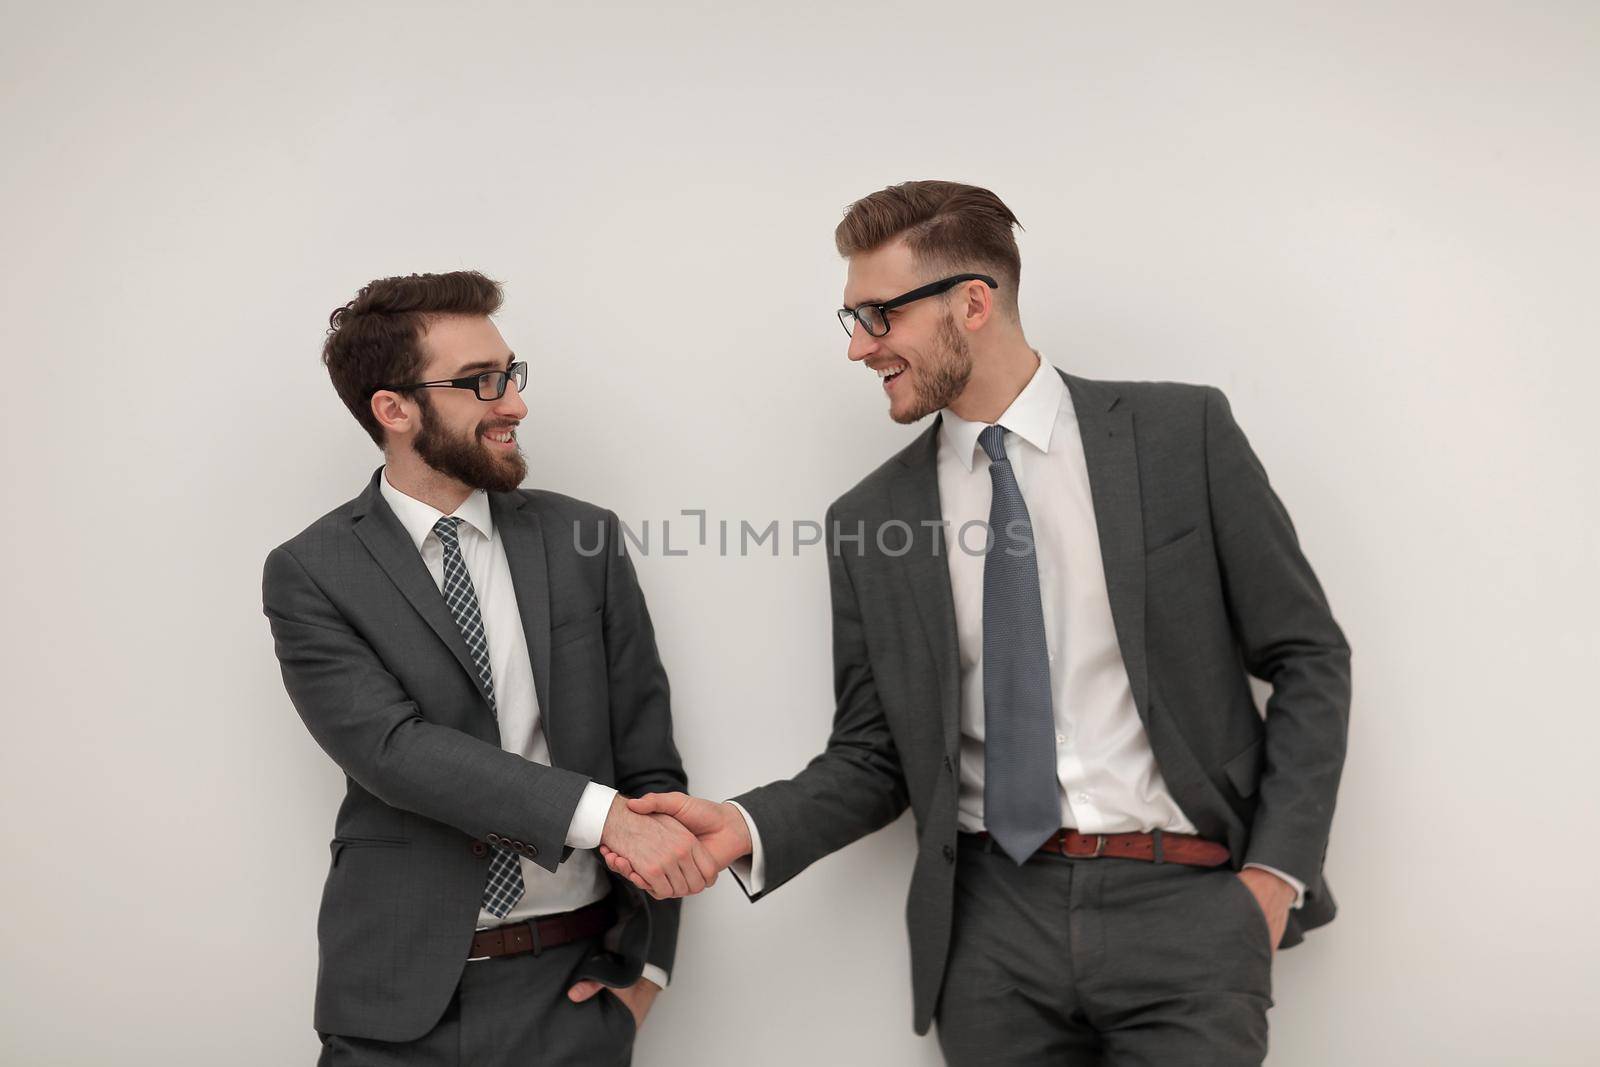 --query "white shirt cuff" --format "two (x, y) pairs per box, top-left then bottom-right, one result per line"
(566, 782), (618, 850)
(1243, 862), (1305, 909)
(725, 800), (766, 897)
(639, 963), (669, 990)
